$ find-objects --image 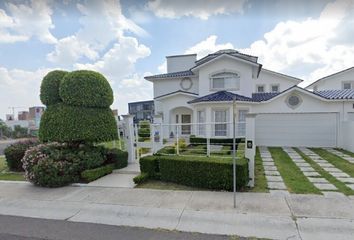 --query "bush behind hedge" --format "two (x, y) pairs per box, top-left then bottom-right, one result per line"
(39, 103), (118, 143)
(4, 139), (38, 171)
(40, 70), (68, 106)
(105, 148), (128, 169)
(81, 164), (114, 182)
(60, 70), (114, 108)
(139, 155), (248, 191)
